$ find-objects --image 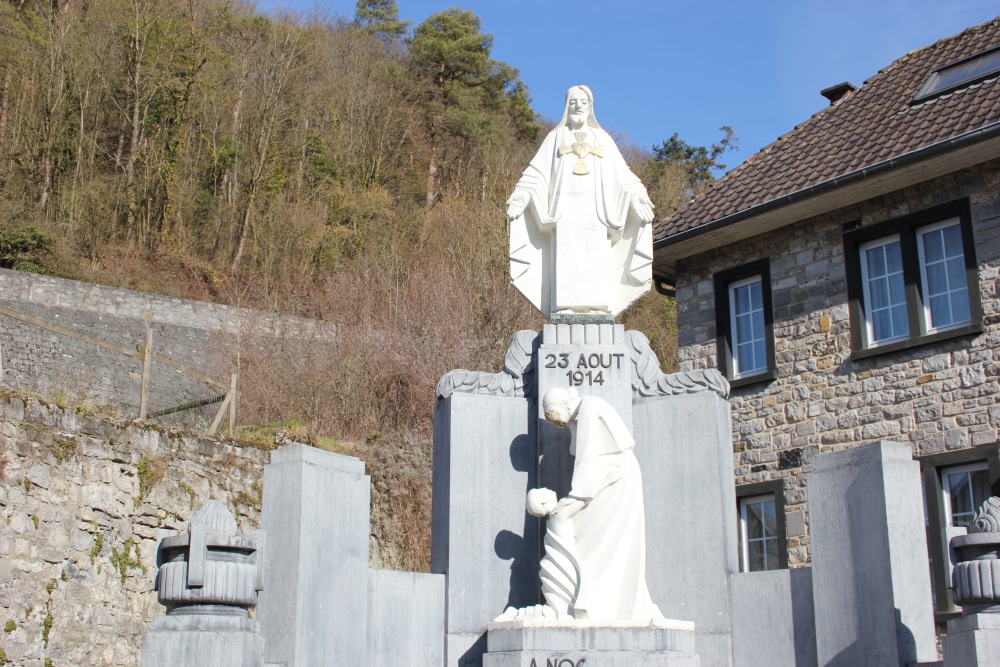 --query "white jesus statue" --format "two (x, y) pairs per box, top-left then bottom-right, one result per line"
(506, 85), (655, 320)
